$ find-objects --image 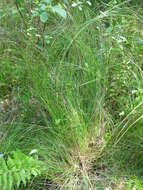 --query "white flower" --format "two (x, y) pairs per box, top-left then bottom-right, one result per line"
(27, 32), (31, 36)
(119, 111), (125, 116)
(29, 149), (38, 155)
(72, 3), (78, 7)
(132, 90), (137, 94)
